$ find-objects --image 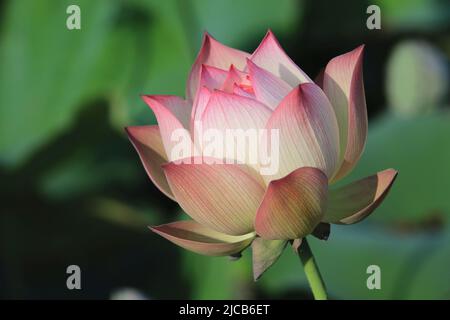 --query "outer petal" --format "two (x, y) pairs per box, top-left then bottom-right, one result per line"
(251, 30), (311, 87)
(187, 32), (250, 101)
(201, 90), (272, 167)
(323, 45), (367, 182)
(150, 220), (254, 256)
(252, 238), (287, 280)
(324, 169), (398, 224)
(142, 95), (193, 162)
(199, 64), (228, 91)
(125, 125), (175, 201)
(255, 167), (328, 240)
(265, 83), (340, 182)
(247, 59), (292, 109)
(163, 159), (265, 235)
